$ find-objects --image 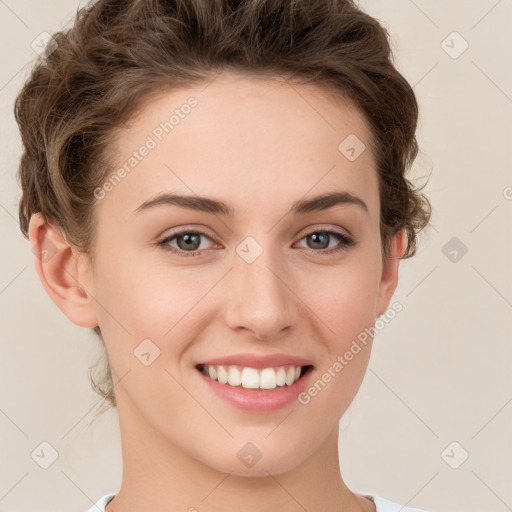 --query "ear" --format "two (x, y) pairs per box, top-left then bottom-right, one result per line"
(28, 212), (98, 328)
(375, 229), (407, 318)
